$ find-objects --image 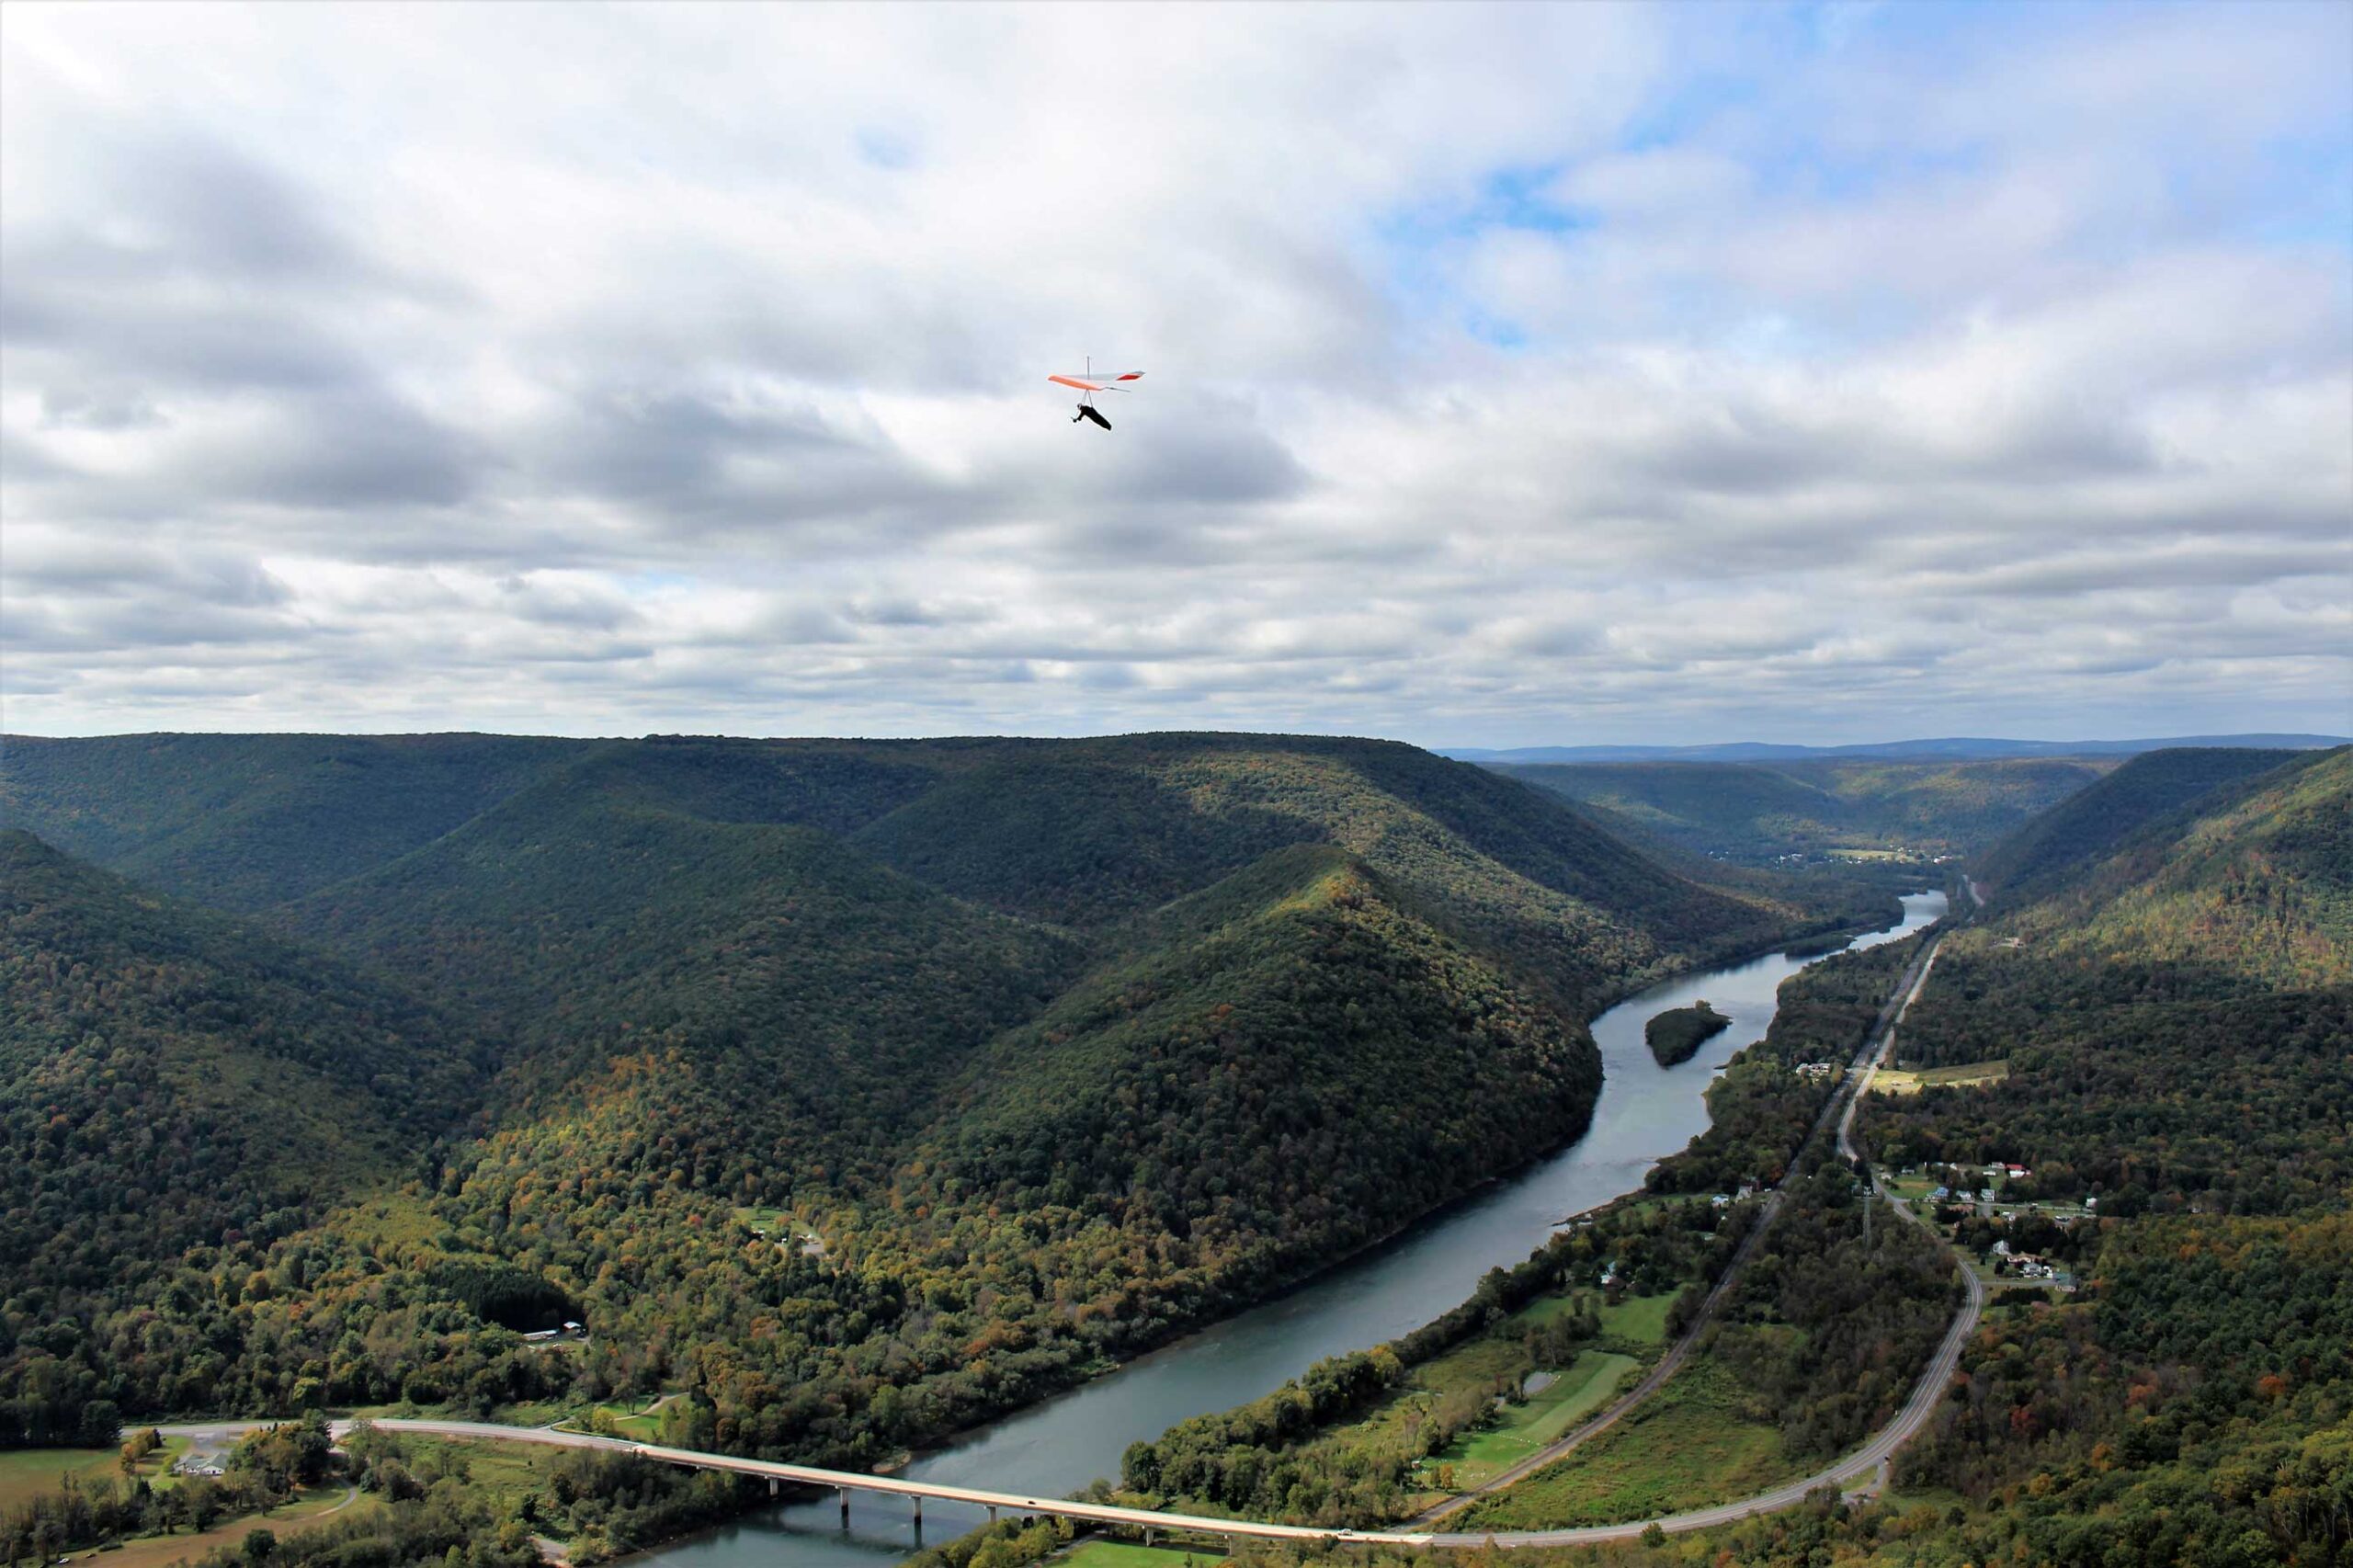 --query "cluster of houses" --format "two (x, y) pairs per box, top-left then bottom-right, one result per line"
(1794, 1062), (1837, 1081)
(522, 1320), (587, 1344)
(1926, 1164), (2040, 1207)
(1991, 1241), (2075, 1287)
